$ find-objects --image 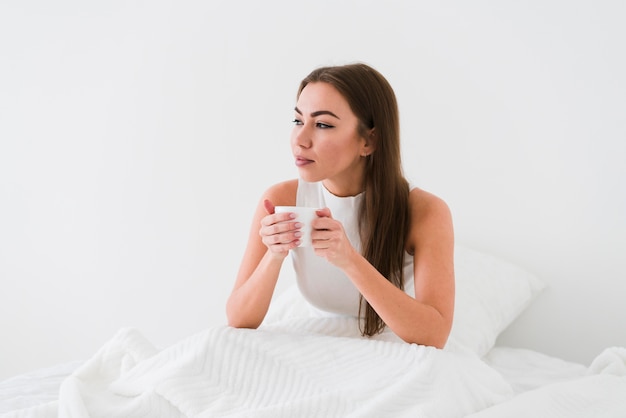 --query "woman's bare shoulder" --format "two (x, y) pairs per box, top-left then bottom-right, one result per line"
(408, 187), (451, 217)
(406, 187), (453, 253)
(262, 179), (299, 206)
